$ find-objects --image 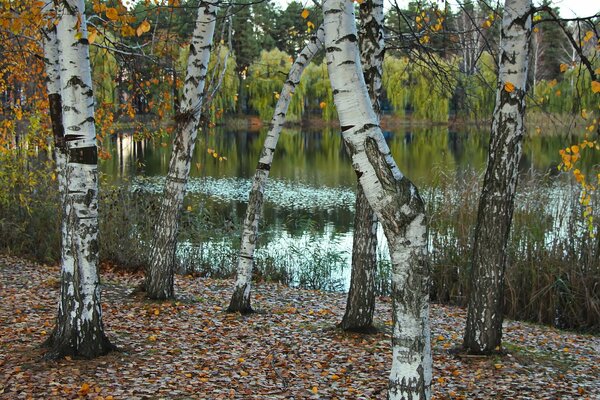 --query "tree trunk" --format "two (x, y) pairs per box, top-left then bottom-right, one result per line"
(341, 0), (384, 333)
(322, 1), (431, 398)
(145, 0), (217, 300)
(463, 0), (532, 354)
(44, 0), (114, 359)
(228, 26), (325, 313)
